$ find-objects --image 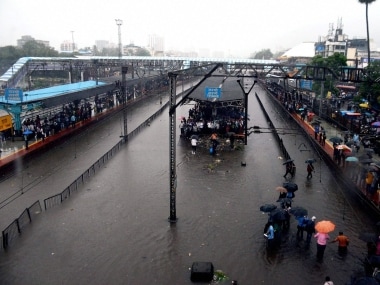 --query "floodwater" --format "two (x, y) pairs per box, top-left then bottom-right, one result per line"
(0, 83), (377, 285)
